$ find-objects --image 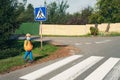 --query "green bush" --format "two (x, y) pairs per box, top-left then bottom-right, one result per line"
(90, 26), (99, 36)
(0, 48), (21, 59)
(0, 40), (24, 59)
